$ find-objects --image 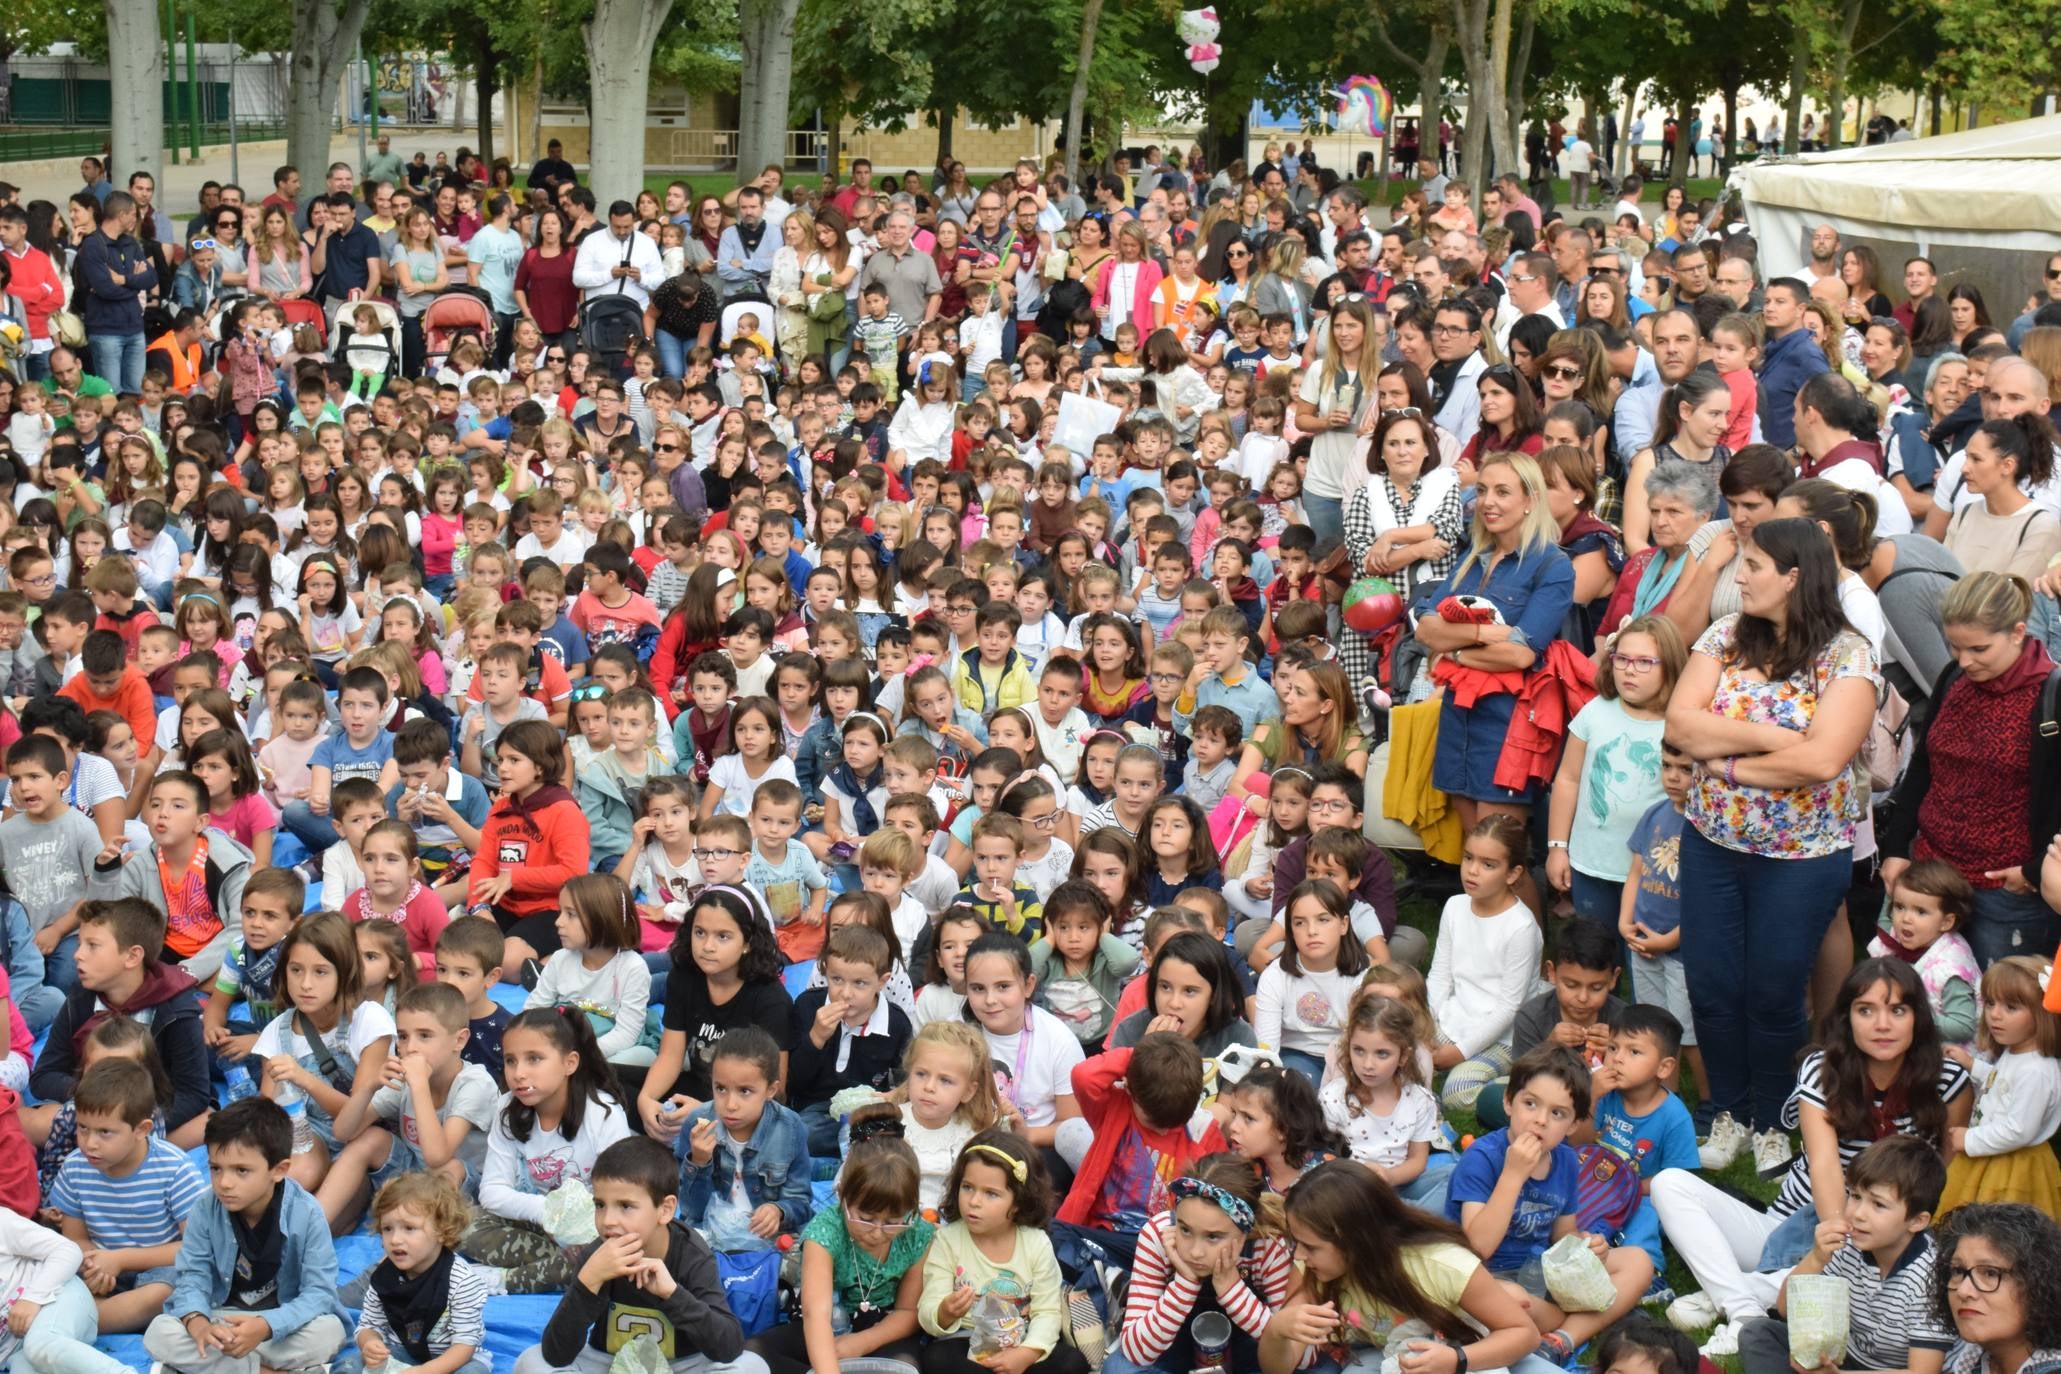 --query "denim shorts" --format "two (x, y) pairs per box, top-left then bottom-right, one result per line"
(119, 1263), (180, 1292)
(371, 1130), (481, 1197)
